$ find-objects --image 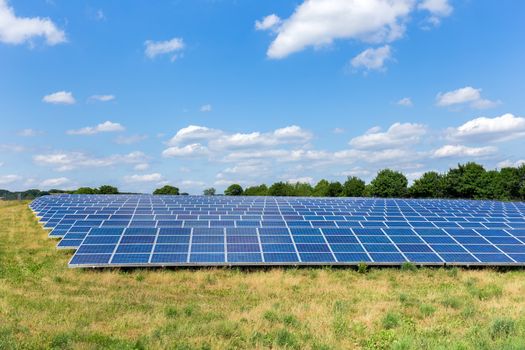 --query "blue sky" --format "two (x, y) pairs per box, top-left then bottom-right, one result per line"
(1, 0), (524, 193)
